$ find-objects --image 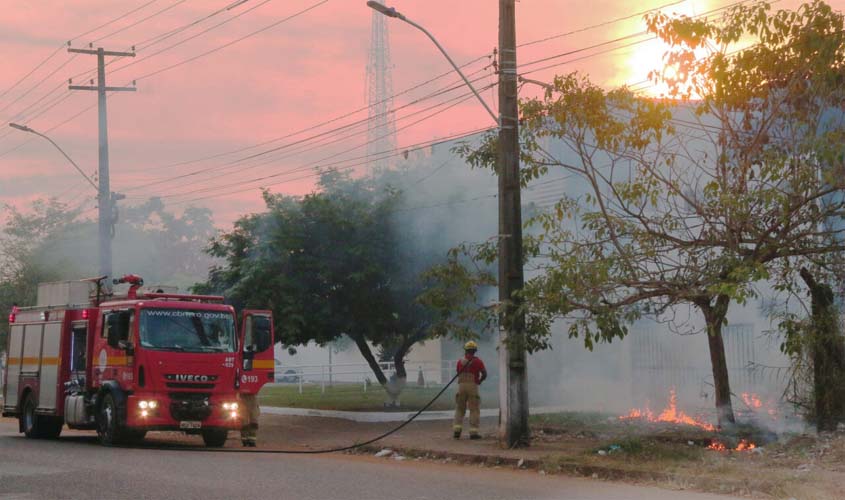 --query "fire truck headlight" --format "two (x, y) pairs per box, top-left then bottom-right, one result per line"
(222, 402), (238, 411)
(230, 411), (238, 419)
(140, 409), (149, 417)
(138, 400), (157, 410)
